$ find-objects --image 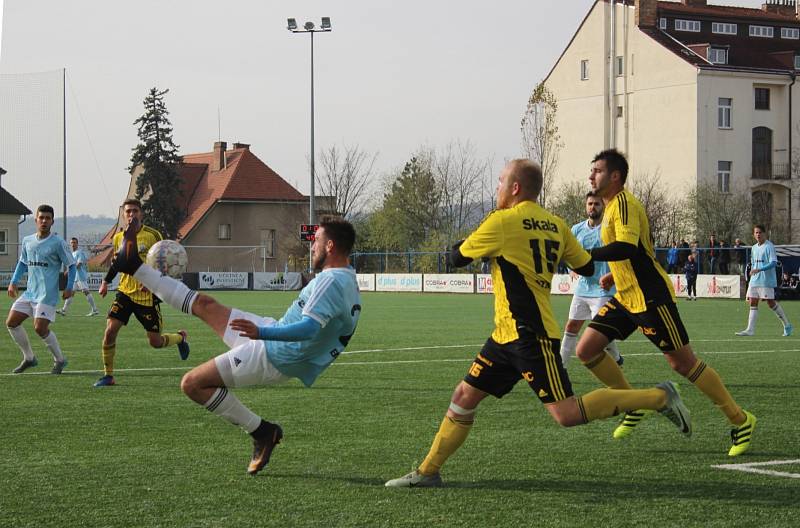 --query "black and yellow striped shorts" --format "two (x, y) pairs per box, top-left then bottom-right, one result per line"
(464, 330), (572, 404)
(588, 297), (689, 352)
